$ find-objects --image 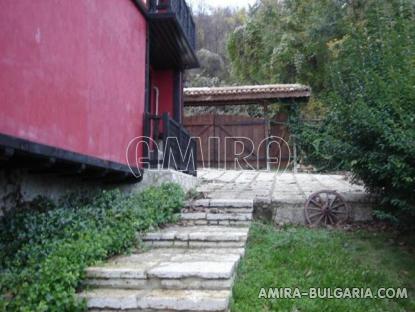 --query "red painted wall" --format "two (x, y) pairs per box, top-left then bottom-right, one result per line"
(151, 69), (174, 118)
(0, 0), (147, 165)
